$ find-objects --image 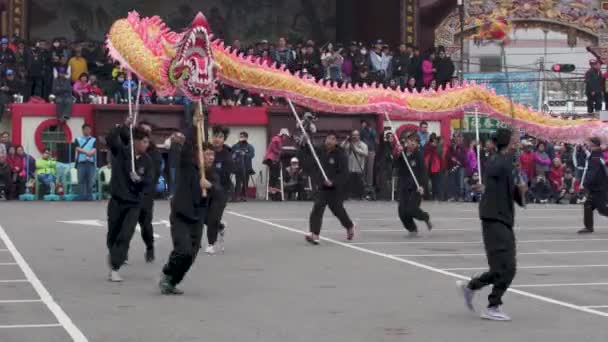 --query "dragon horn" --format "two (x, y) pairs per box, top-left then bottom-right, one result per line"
(192, 12), (211, 31)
